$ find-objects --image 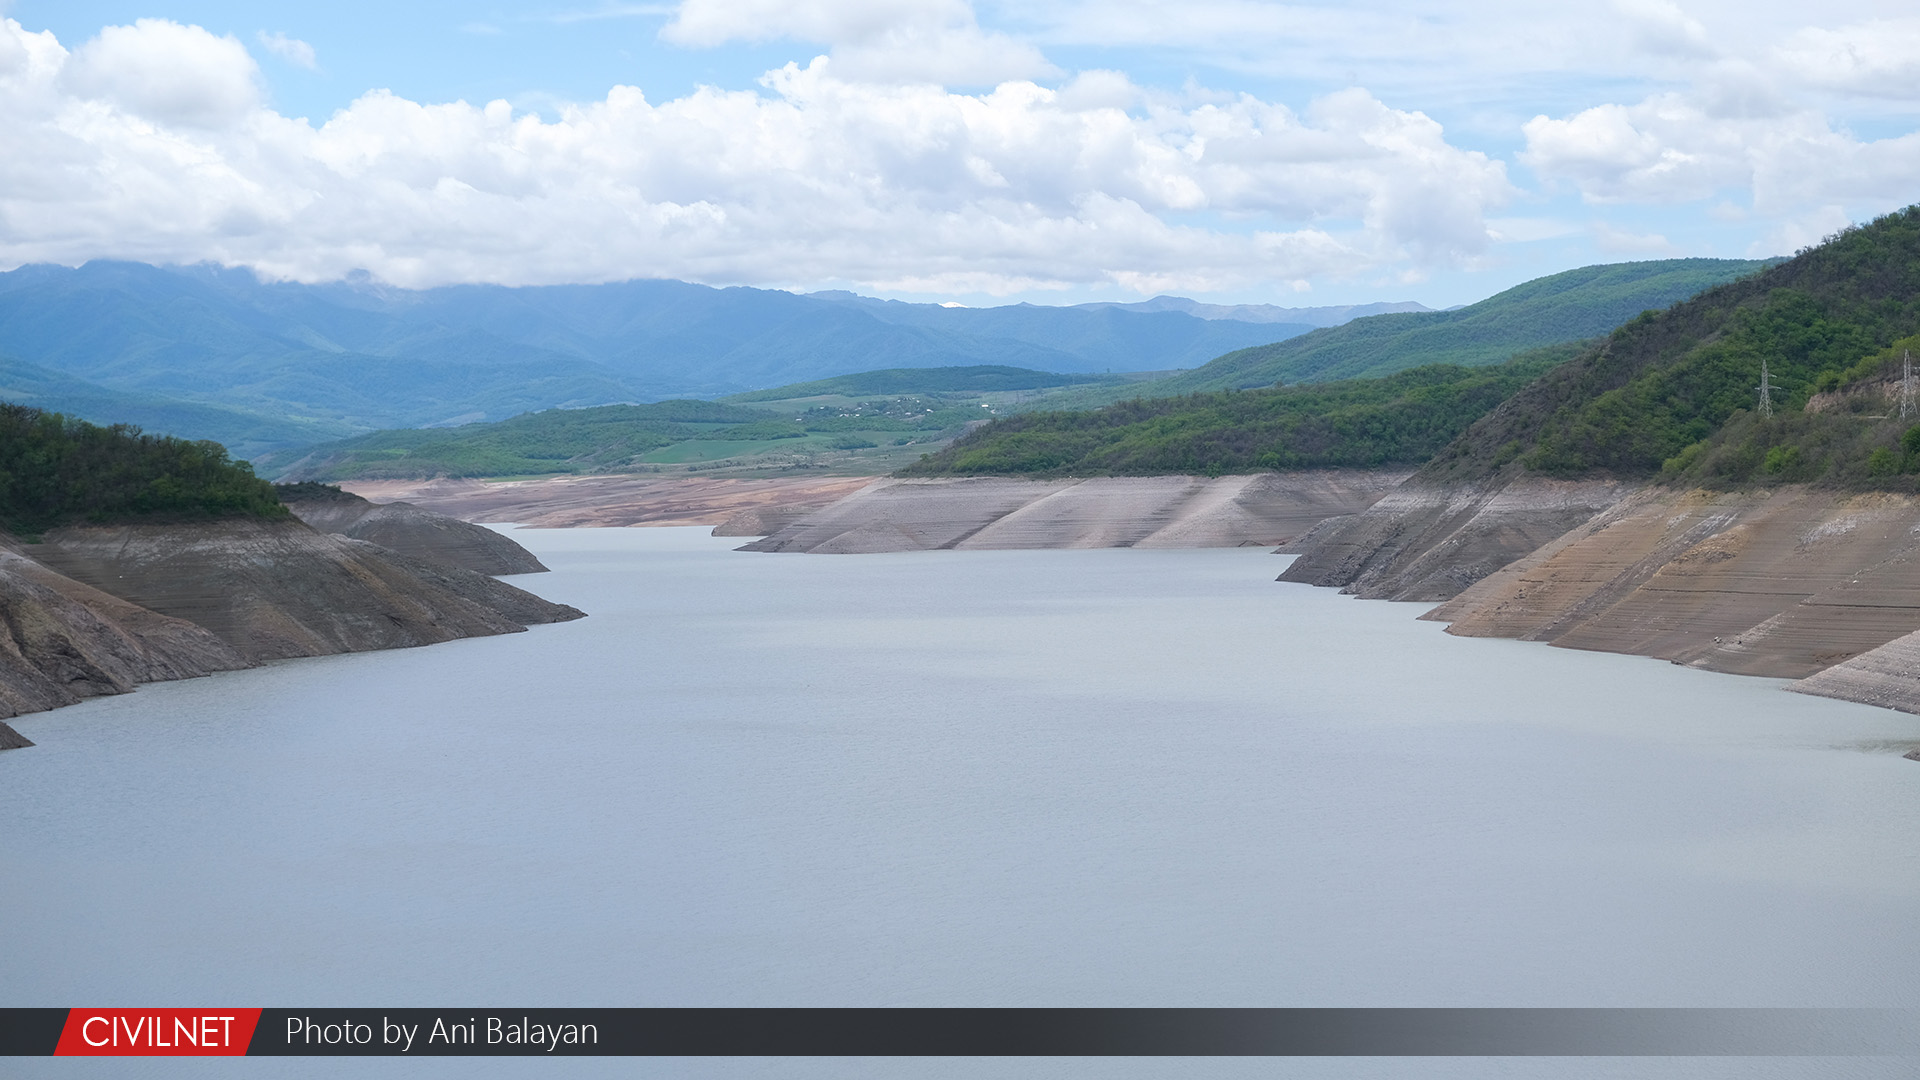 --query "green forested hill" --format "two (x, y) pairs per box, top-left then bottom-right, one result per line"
(275, 366), (1151, 481)
(724, 365), (1122, 401)
(1423, 207), (1920, 485)
(1145, 258), (1772, 394)
(0, 404), (285, 535)
(268, 392), (1010, 480)
(898, 347), (1576, 477)
(270, 401), (775, 480)
(0, 263), (1309, 452)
